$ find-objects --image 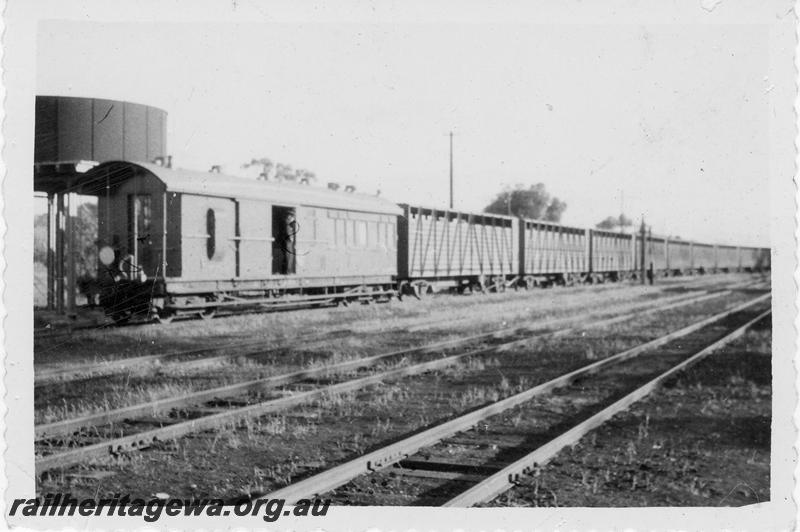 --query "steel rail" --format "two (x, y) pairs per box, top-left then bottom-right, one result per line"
(443, 307), (771, 507)
(36, 288), (724, 439)
(36, 278), (752, 384)
(34, 329), (352, 385)
(256, 293), (769, 503)
(402, 289), (696, 334)
(35, 289), (747, 473)
(404, 278), (760, 333)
